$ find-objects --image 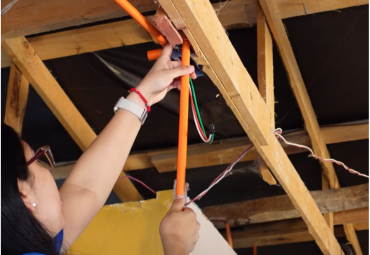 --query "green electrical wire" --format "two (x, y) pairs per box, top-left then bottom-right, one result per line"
(189, 77), (207, 134)
(189, 77), (214, 144)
